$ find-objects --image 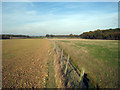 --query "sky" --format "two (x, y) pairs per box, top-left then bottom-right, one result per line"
(2, 2), (118, 36)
